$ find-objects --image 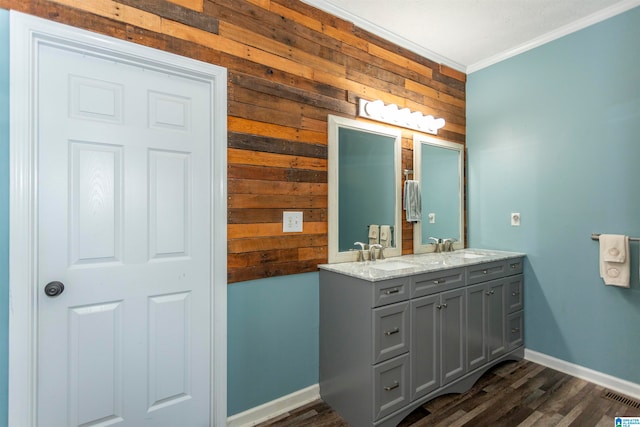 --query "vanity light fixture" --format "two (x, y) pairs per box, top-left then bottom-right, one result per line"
(358, 98), (446, 135)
